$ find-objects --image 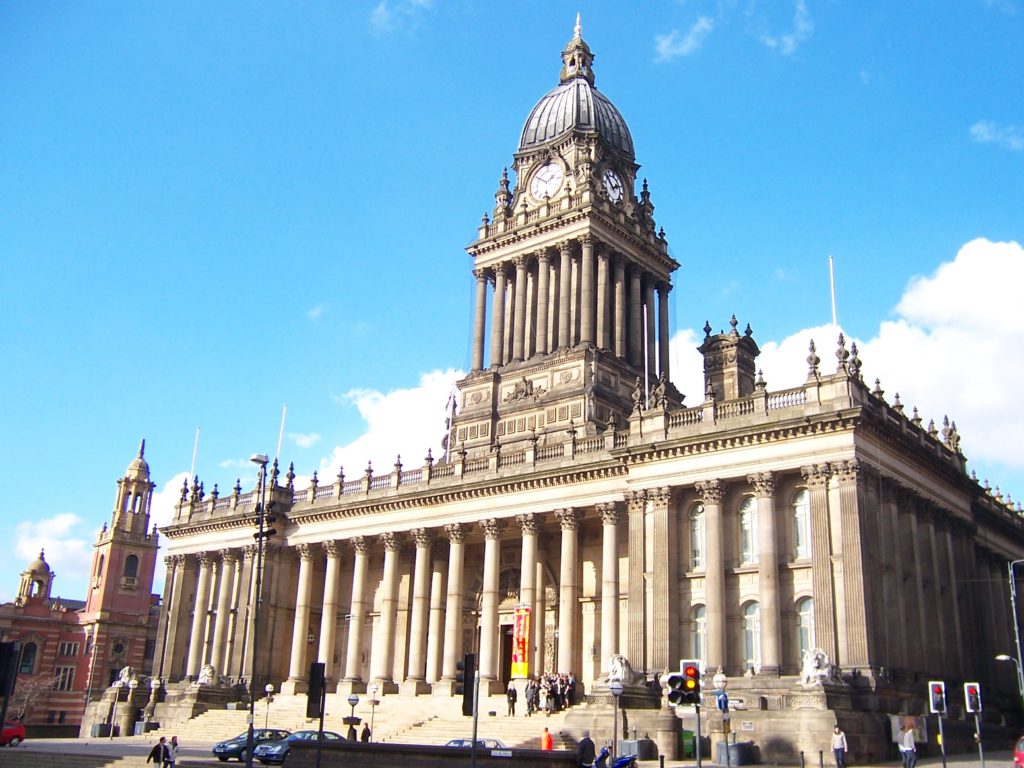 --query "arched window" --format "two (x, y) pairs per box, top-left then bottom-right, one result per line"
(739, 496), (758, 565)
(96, 554), (105, 577)
(792, 489), (811, 560)
(796, 597), (815, 659)
(690, 605), (707, 665)
(123, 554), (139, 579)
(689, 504), (705, 570)
(18, 642), (37, 674)
(742, 602), (761, 672)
